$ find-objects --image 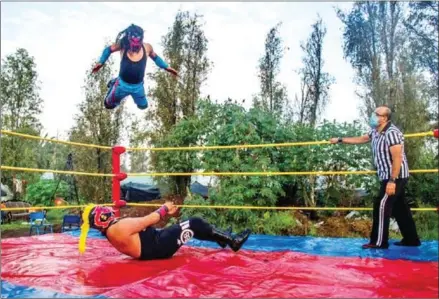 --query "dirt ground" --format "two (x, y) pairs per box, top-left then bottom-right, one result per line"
(282, 210), (372, 238)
